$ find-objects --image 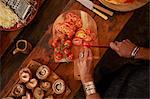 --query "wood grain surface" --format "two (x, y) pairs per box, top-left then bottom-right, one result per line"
(0, 0), (133, 98)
